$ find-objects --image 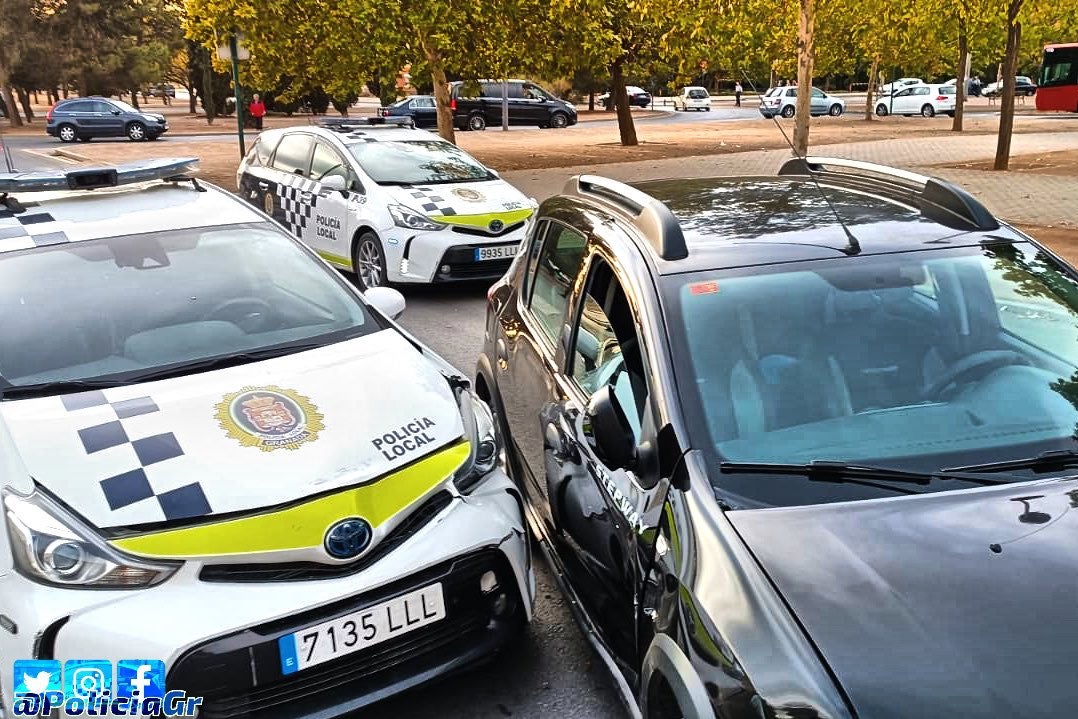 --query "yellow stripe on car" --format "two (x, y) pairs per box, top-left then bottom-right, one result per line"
(431, 209), (534, 229)
(316, 249), (352, 269)
(111, 440), (469, 559)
